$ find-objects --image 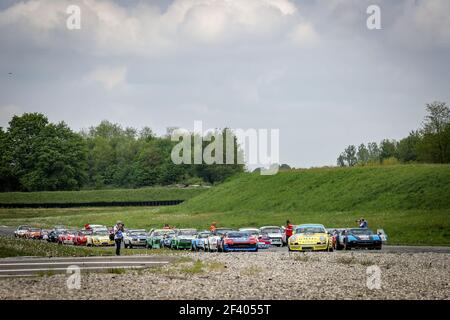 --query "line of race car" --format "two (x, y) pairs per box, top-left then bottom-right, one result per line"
(13, 224), (388, 252)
